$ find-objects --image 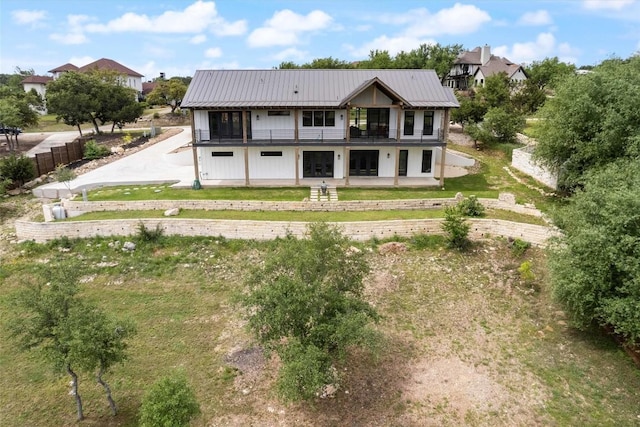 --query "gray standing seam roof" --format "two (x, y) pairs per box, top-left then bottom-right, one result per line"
(181, 69), (459, 109)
